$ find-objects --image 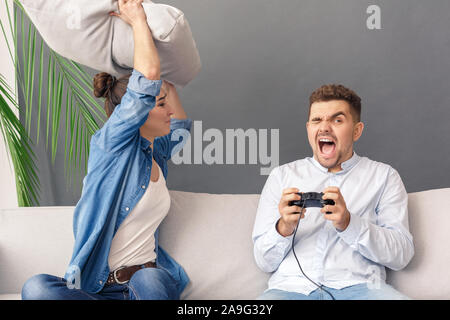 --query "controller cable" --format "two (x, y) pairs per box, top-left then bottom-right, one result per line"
(291, 202), (336, 300)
